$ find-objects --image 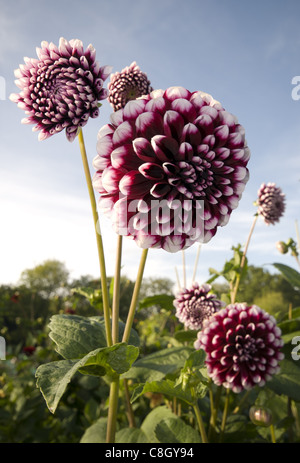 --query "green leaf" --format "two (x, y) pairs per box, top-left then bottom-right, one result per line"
(138, 294), (175, 311)
(48, 314), (107, 359)
(155, 417), (201, 443)
(116, 427), (148, 443)
(36, 343), (139, 413)
(131, 379), (194, 406)
(267, 358), (300, 401)
(48, 314), (139, 360)
(80, 417), (107, 443)
(121, 346), (193, 382)
(278, 317), (300, 343)
(140, 406), (176, 443)
(174, 329), (198, 343)
(272, 263), (300, 291)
